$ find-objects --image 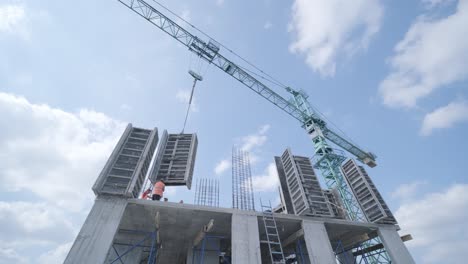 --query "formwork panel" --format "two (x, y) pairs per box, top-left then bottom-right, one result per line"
(275, 157), (294, 214)
(277, 148), (334, 218)
(92, 124), (158, 198)
(149, 130), (197, 189)
(323, 189), (346, 219)
(341, 159), (397, 224)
